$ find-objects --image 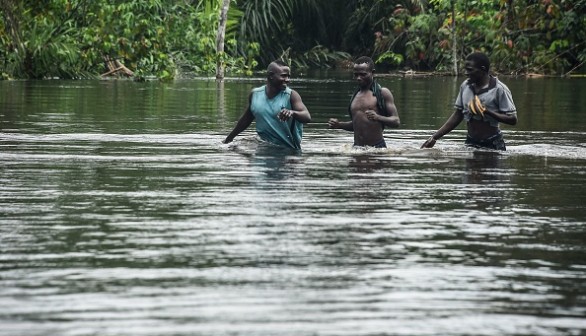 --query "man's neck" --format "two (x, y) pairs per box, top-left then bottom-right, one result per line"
(474, 75), (490, 88)
(359, 81), (374, 91)
(265, 85), (280, 98)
